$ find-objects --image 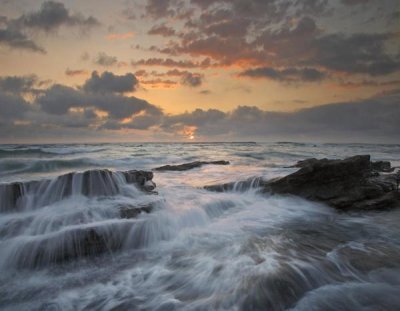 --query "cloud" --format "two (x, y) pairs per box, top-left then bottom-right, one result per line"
(1, 72), (399, 142)
(94, 52), (118, 66)
(341, 0), (370, 5)
(106, 32), (134, 40)
(0, 91), (31, 120)
(311, 33), (400, 76)
(145, 0), (175, 18)
(148, 24), (176, 36)
(239, 67), (326, 83)
(0, 1), (99, 53)
(0, 75), (39, 94)
(140, 79), (178, 87)
(159, 90), (400, 142)
(82, 71), (139, 94)
(181, 72), (203, 87)
(131, 57), (213, 68)
(65, 68), (89, 77)
(16, 1), (100, 31)
(136, 0), (399, 82)
(0, 27), (45, 53)
(36, 83), (161, 120)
